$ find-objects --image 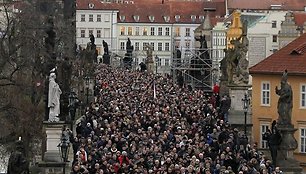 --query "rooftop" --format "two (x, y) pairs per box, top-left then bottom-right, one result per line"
(76, 0), (226, 24)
